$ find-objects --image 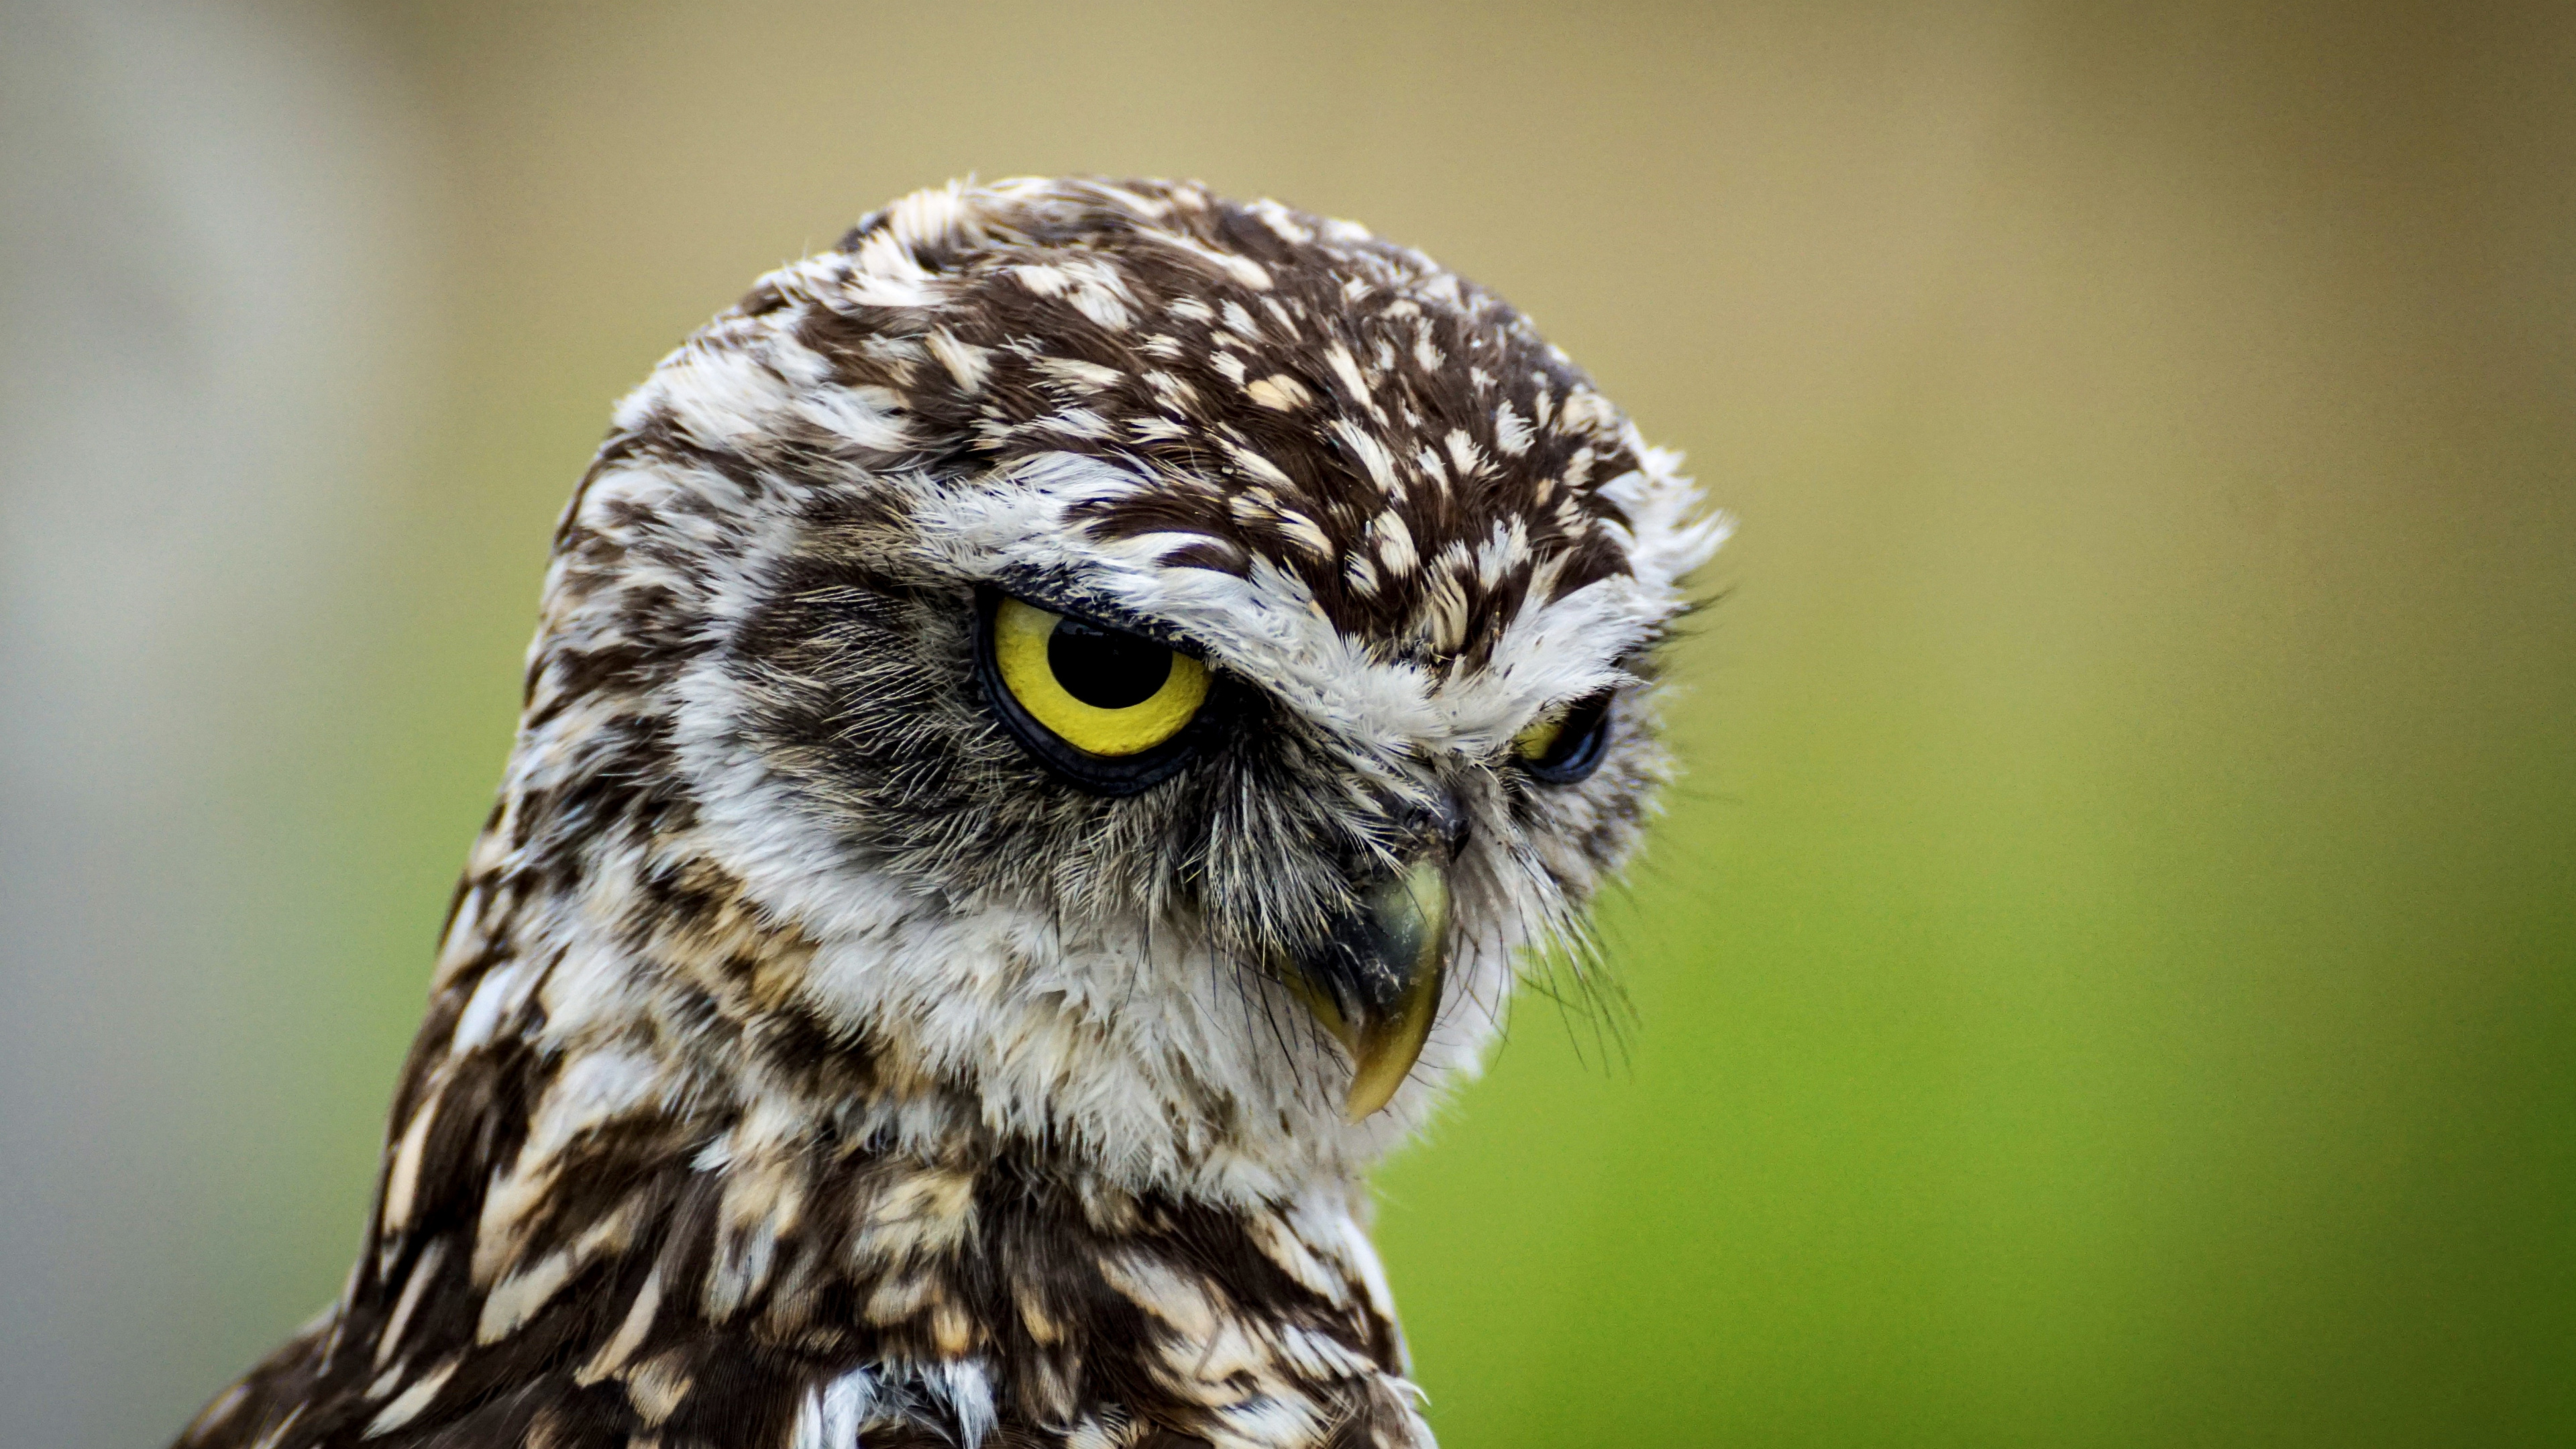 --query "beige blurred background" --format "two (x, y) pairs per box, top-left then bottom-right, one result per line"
(3, 1), (2569, 1445)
